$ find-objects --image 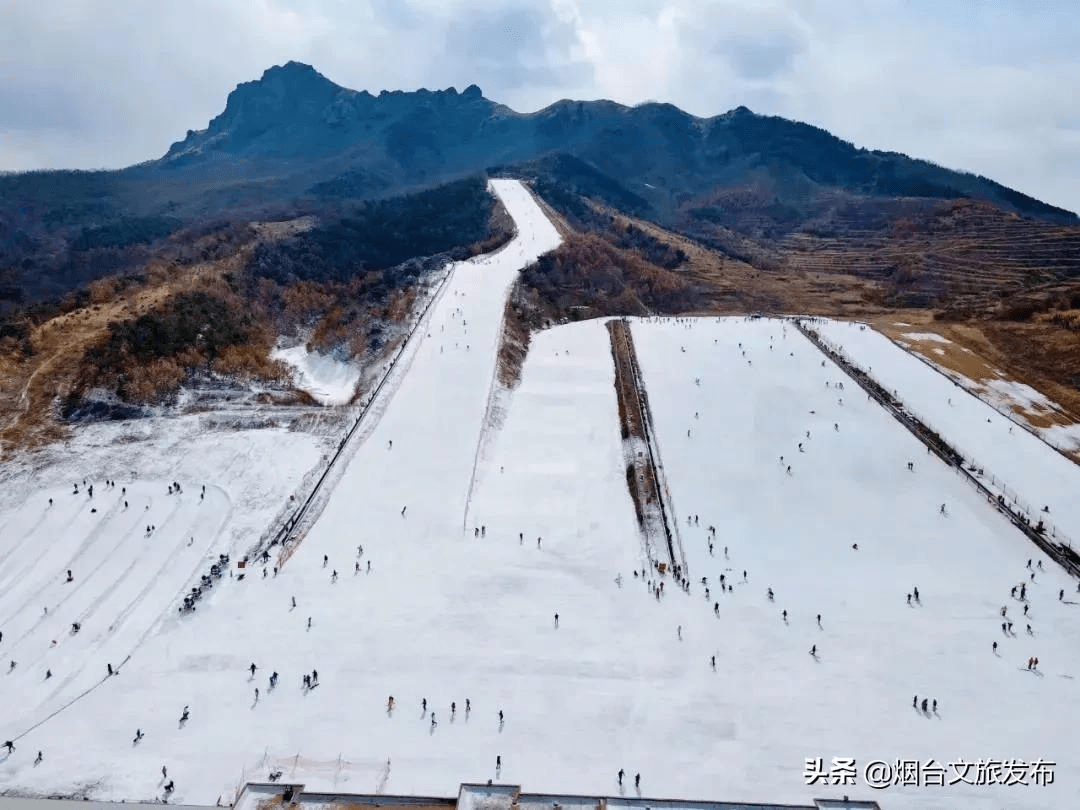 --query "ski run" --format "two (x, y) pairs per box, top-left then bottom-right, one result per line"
(0, 180), (1078, 810)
